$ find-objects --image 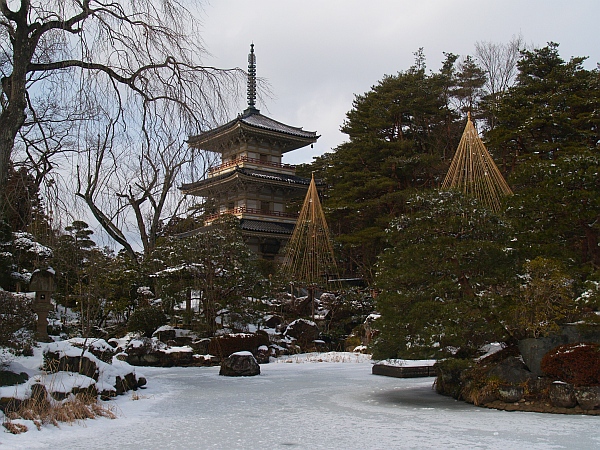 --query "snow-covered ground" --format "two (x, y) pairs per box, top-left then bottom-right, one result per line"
(2, 354), (598, 449)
